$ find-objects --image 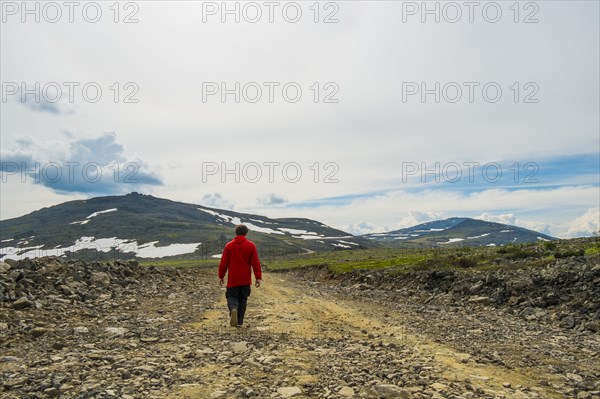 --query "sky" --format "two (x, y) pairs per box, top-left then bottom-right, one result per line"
(1, 0), (599, 238)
